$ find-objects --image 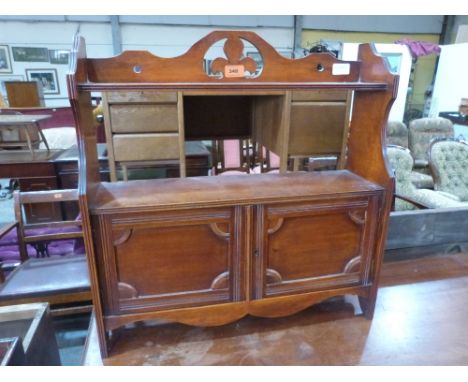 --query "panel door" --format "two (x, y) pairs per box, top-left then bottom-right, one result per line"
(252, 196), (380, 299)
(96, 206), (245, 315)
